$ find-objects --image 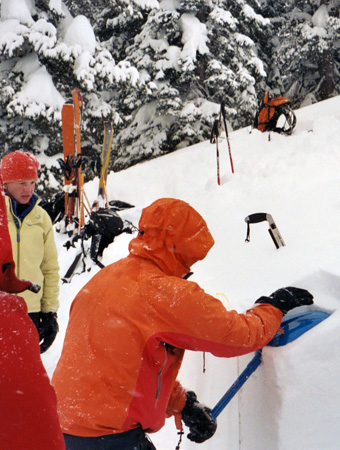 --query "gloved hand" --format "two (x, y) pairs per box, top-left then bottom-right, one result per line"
(181, 391), (217, 443)
(38, 312), (59, 353)
(255, 286), (314, 315)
